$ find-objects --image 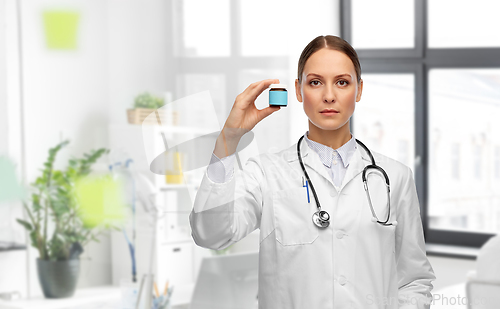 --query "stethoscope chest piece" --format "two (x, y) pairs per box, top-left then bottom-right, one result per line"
(298, 135), (393, 229)
(312, 210), (330, 228)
